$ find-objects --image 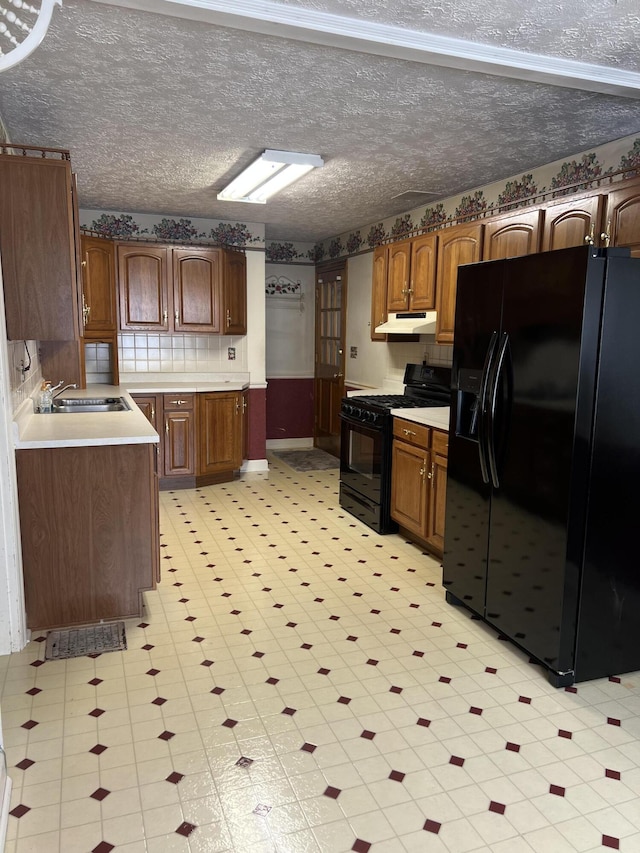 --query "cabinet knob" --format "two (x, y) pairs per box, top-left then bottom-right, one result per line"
(600, 219), (611, 247)
(163, 309), (168, 324)
(584, 223), (595, 245)
(226, 309), (231, 326)
(151, 407), (155, 420)
(175, 310), (180, 323)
